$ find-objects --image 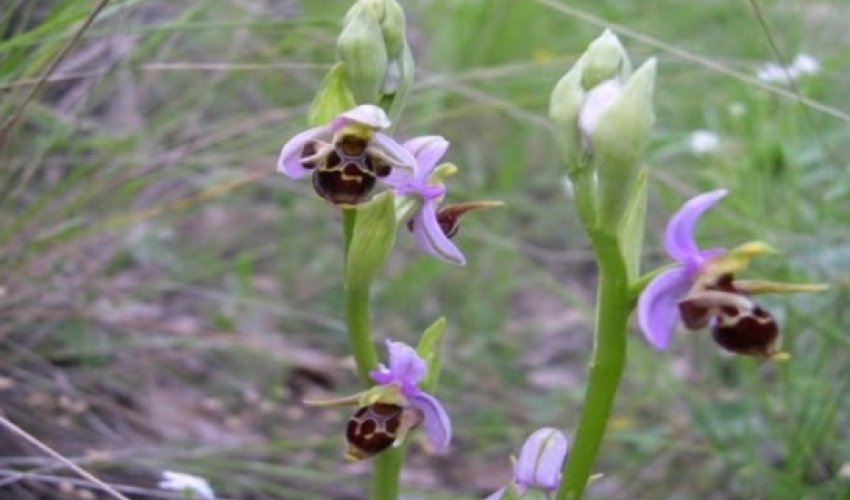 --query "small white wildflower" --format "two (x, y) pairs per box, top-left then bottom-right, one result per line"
(756, 53), (820, 84)
(727, 102), (746, 118)
(791, 53), (820, 76)
(756, 62), (790, 83)
(159, 471), (215, 500)
(688, 130), (720, 155)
